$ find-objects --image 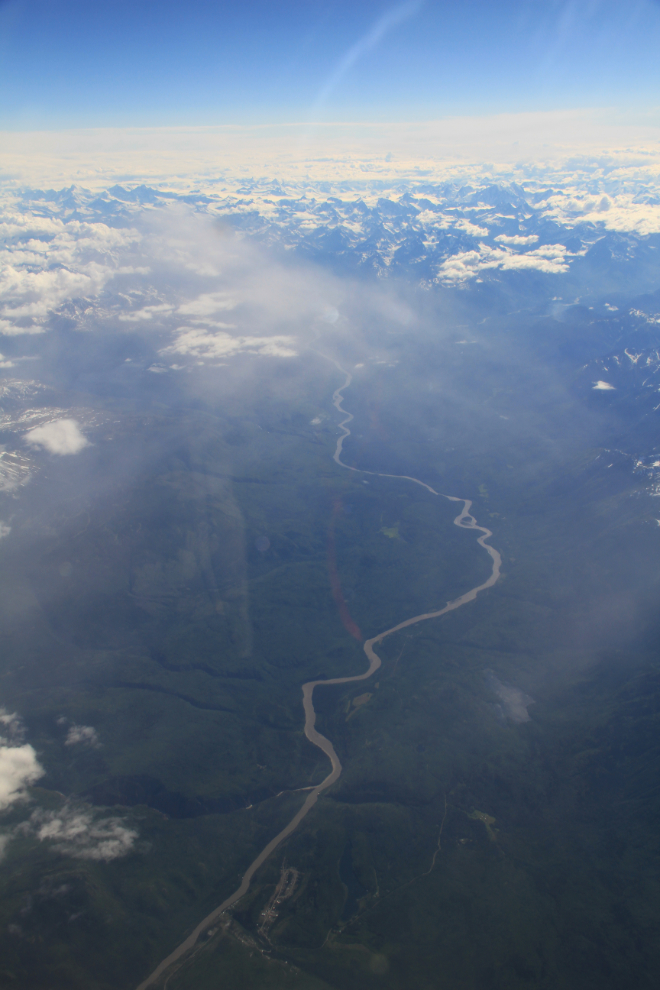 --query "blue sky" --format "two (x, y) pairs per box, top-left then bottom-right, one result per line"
(1, 0), (659, 130)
